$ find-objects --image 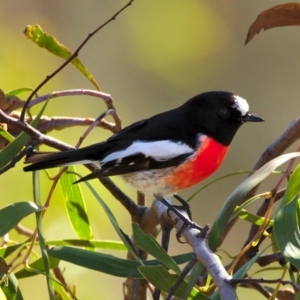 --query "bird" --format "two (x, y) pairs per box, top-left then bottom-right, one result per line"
(24, 91), (264, 197)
